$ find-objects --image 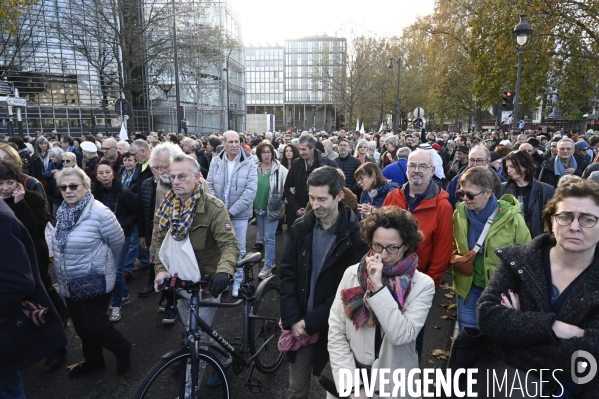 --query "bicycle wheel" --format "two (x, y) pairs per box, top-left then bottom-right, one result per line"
(249, 280), (284, 374)
(134, 349), (230, 399)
